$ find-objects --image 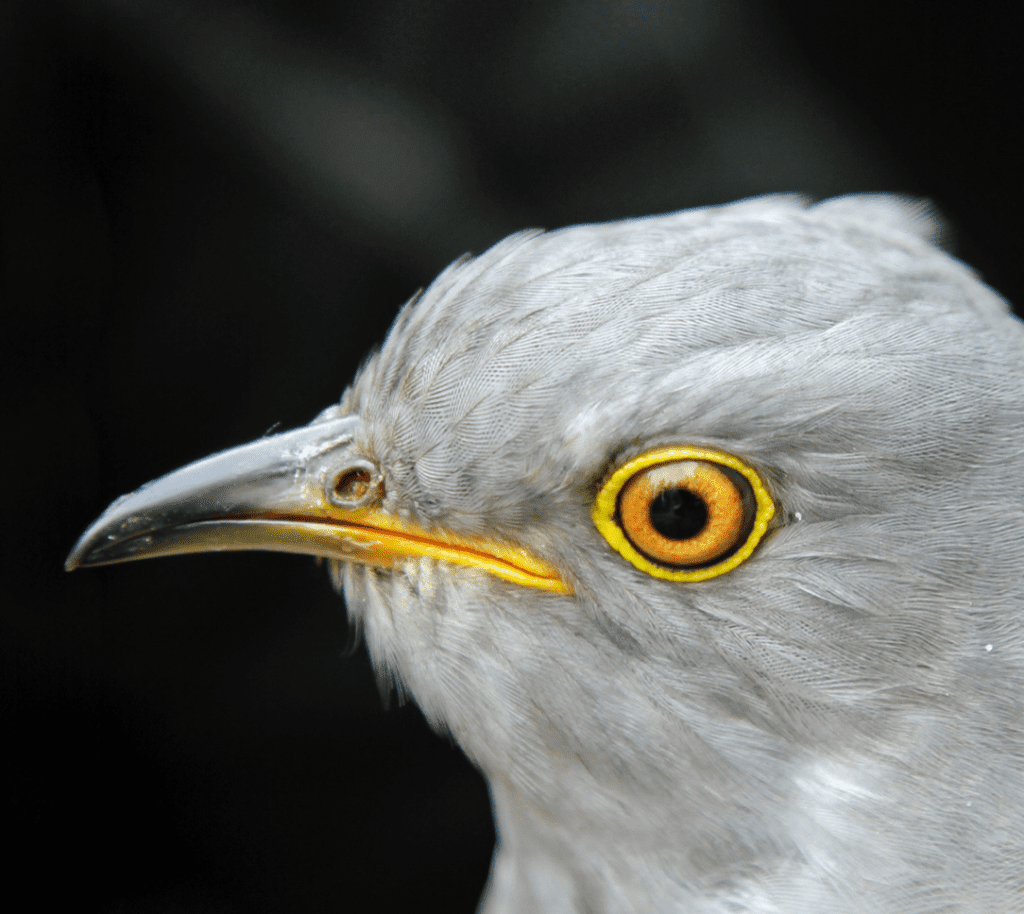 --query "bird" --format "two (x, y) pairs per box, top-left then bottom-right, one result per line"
(67, 194), (1024, 913)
